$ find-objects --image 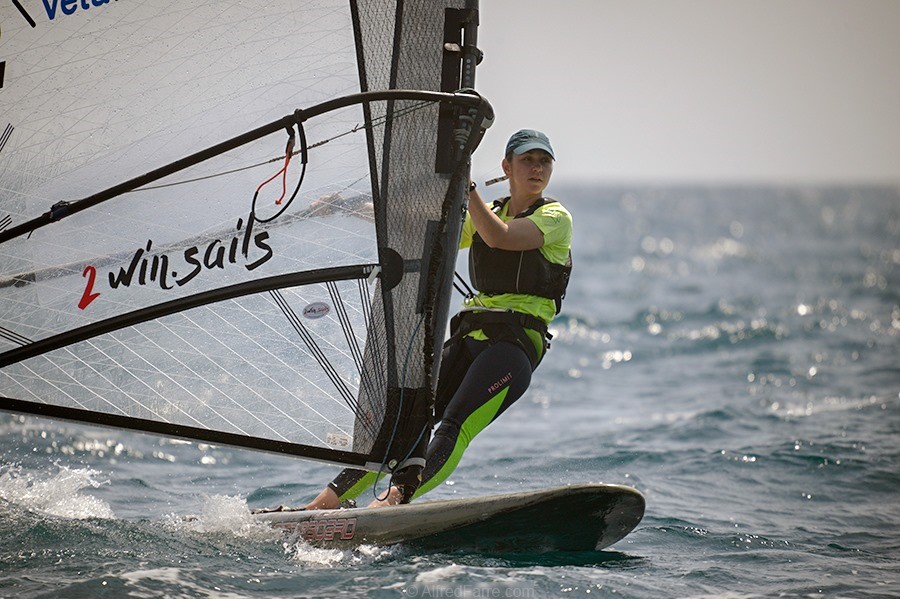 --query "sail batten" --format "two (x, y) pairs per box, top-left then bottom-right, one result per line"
(1, 0), (491, 471)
